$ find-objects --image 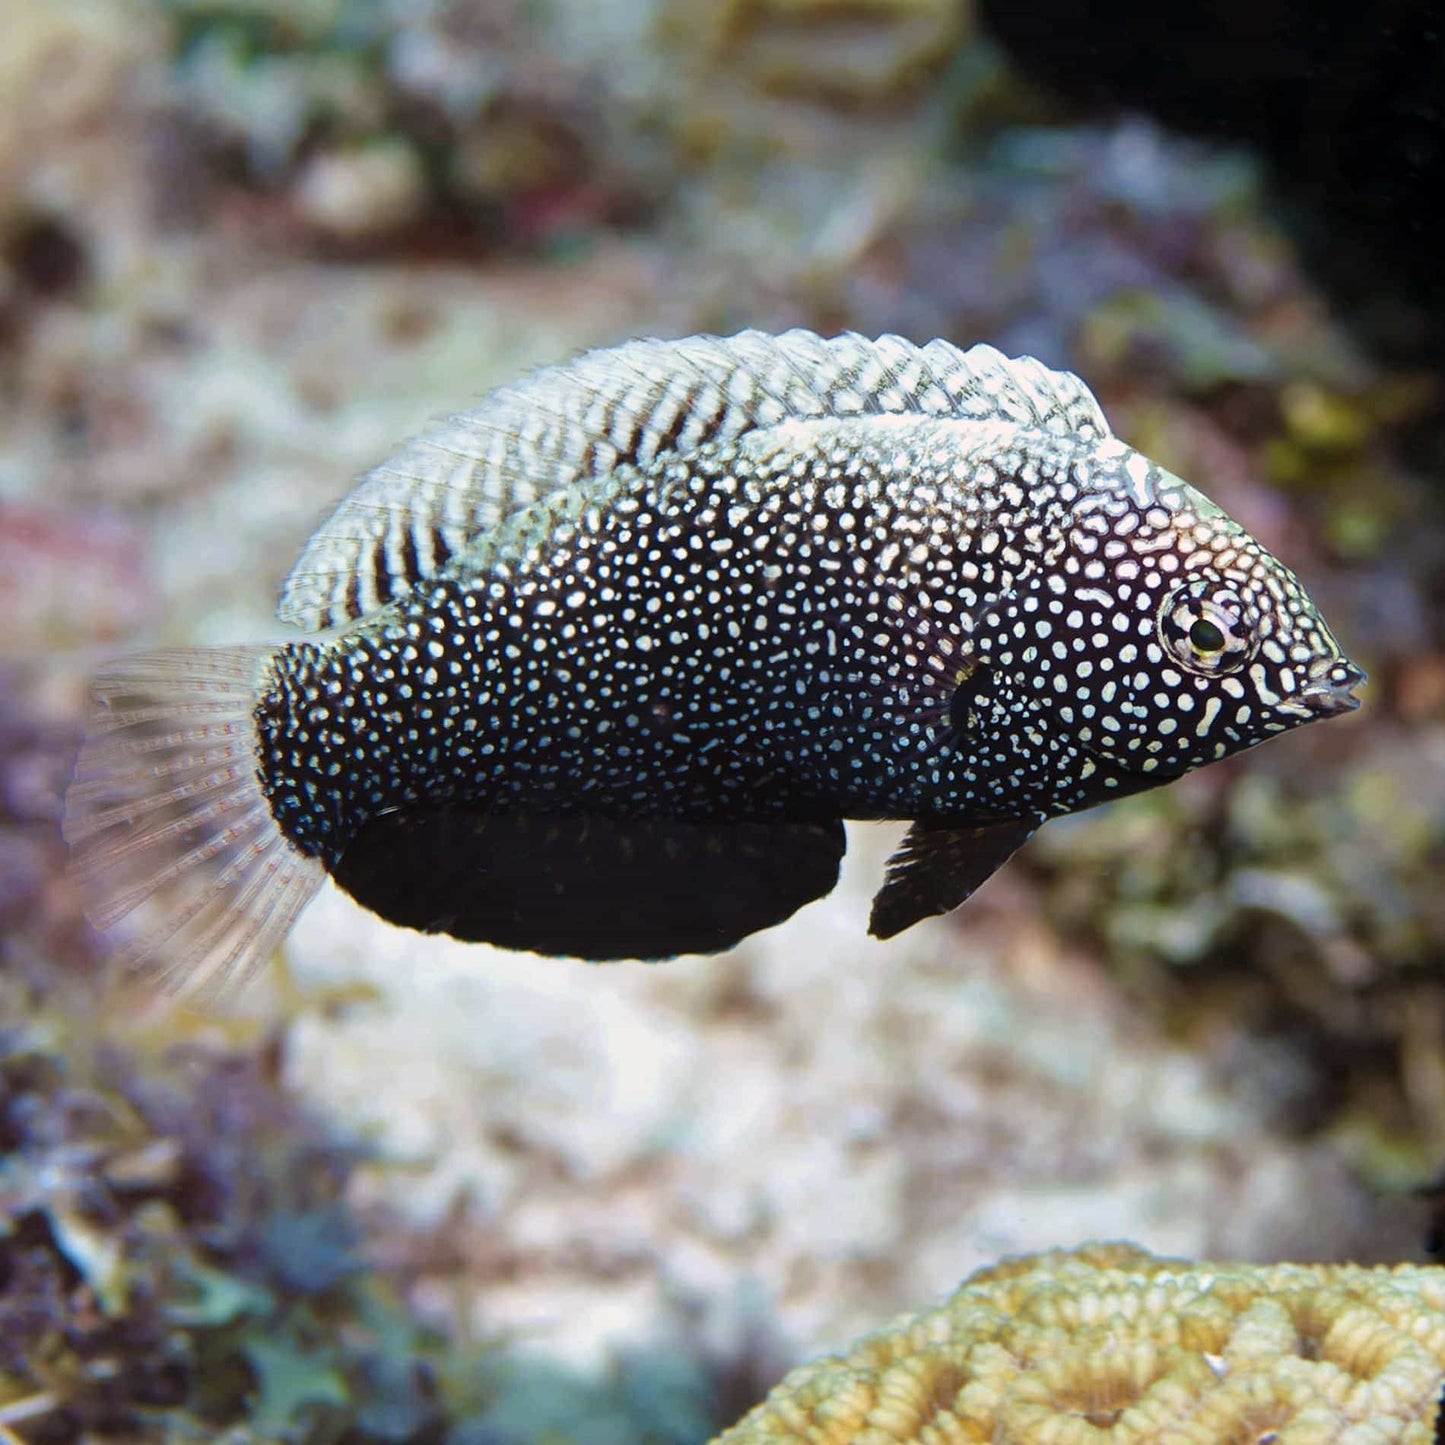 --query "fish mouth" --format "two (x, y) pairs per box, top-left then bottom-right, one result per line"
(1294, 658), (1366, 717)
